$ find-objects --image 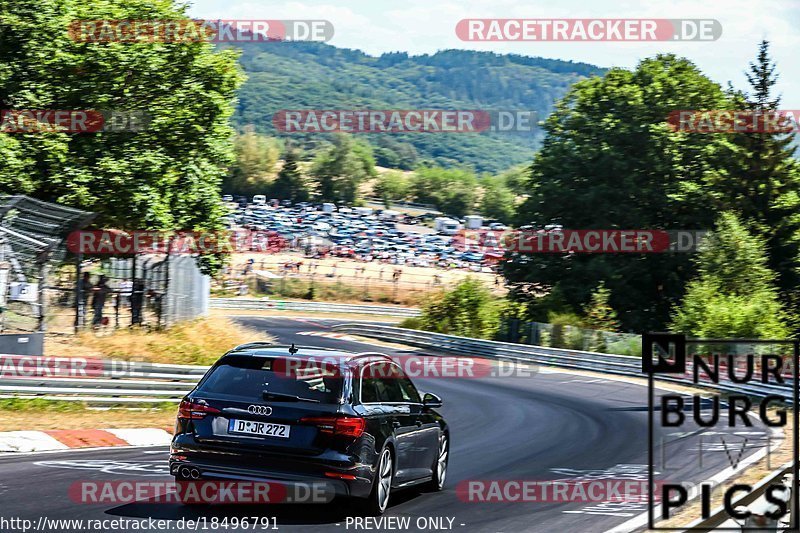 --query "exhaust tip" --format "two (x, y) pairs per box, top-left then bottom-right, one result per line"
(179, 466), (192, 479)
(190, 468), (200, 479)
